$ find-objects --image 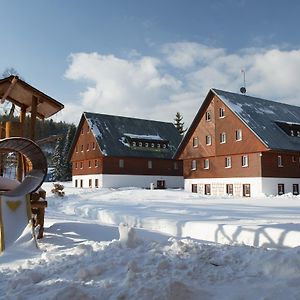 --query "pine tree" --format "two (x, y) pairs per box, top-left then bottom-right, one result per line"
(174, 112), (186, 135)
(61, 125), (76, 181)
(52, 137), (64, 181)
